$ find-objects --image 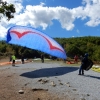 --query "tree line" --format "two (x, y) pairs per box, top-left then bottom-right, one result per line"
(0, 36), (100, 63)
(55, 36), (100, 63)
